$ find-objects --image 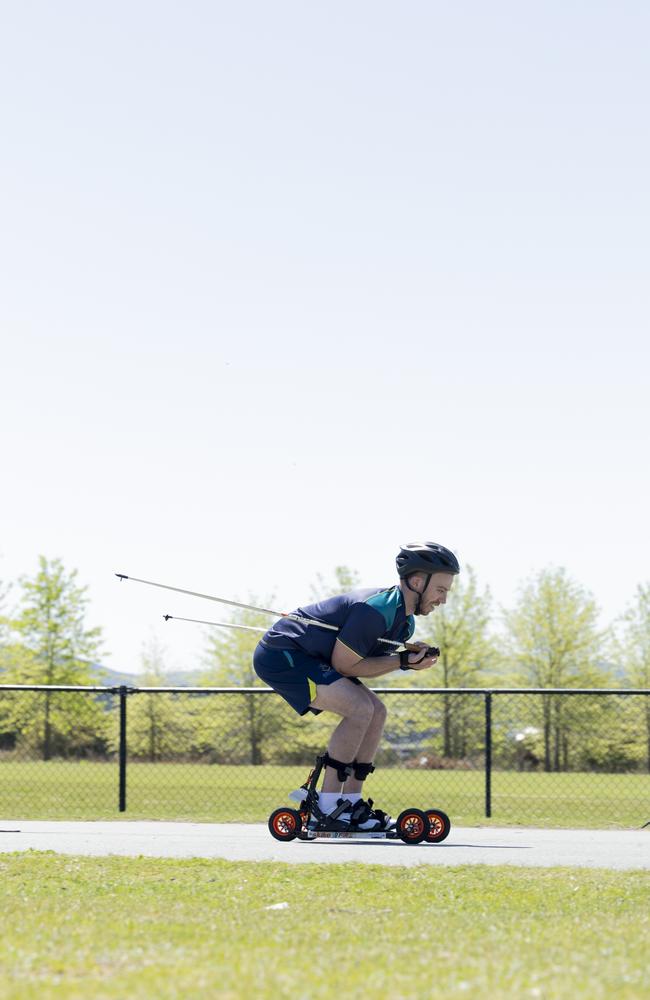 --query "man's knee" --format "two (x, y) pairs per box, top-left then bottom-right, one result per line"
(366, 693), (387, 727)
(347, 691), (375, 727)
(373, 699), (387, 726)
